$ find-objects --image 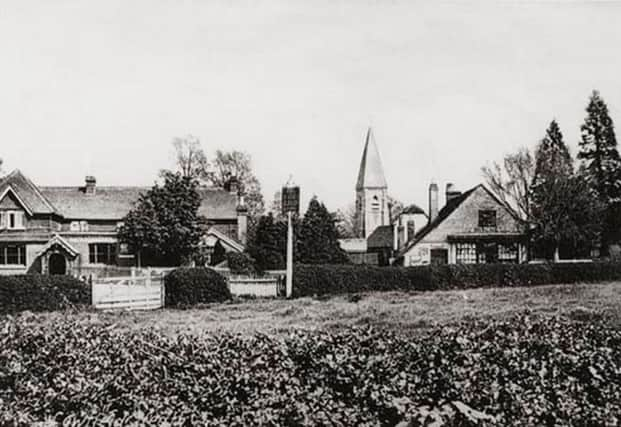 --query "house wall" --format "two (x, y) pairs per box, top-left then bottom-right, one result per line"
(403, 186), (526, 266)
